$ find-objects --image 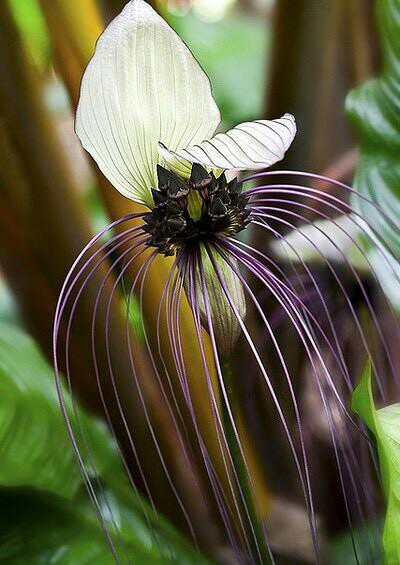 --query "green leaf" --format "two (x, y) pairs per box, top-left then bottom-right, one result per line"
(346, 1), (400, 310)
(328, 519), (383, 565)
(0, 486), (211, 565)
(0, 488), (117, 565)
(0, 320), (135, 499)
(0, 323), (82, 497)
(352, 363), (400, 565)
(0, 323), (213, 564)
